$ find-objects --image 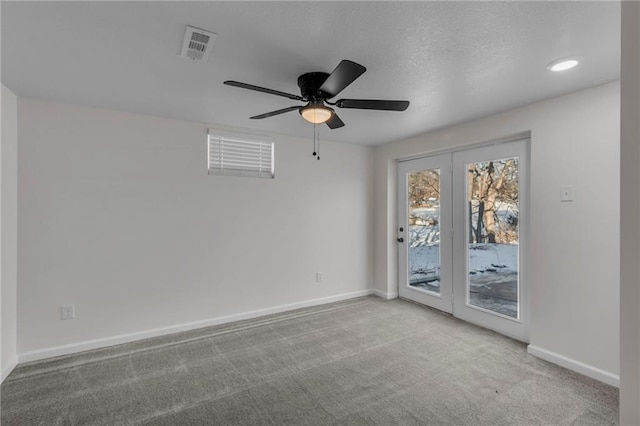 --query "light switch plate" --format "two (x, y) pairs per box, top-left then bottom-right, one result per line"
(61, 304), (75, 320)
